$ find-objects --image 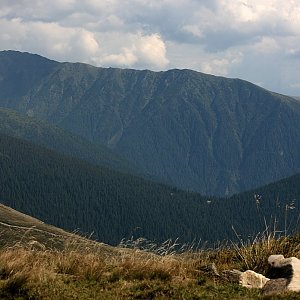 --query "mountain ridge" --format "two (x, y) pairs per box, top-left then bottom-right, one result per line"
(1, 50), (300, 196)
